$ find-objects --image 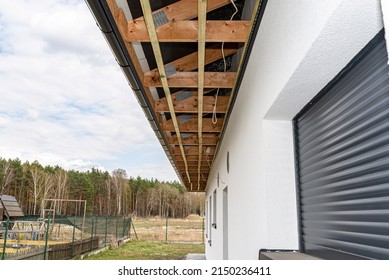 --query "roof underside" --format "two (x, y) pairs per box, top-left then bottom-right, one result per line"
(86, 0), (262, 191)
(0, 195), (24, 218)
